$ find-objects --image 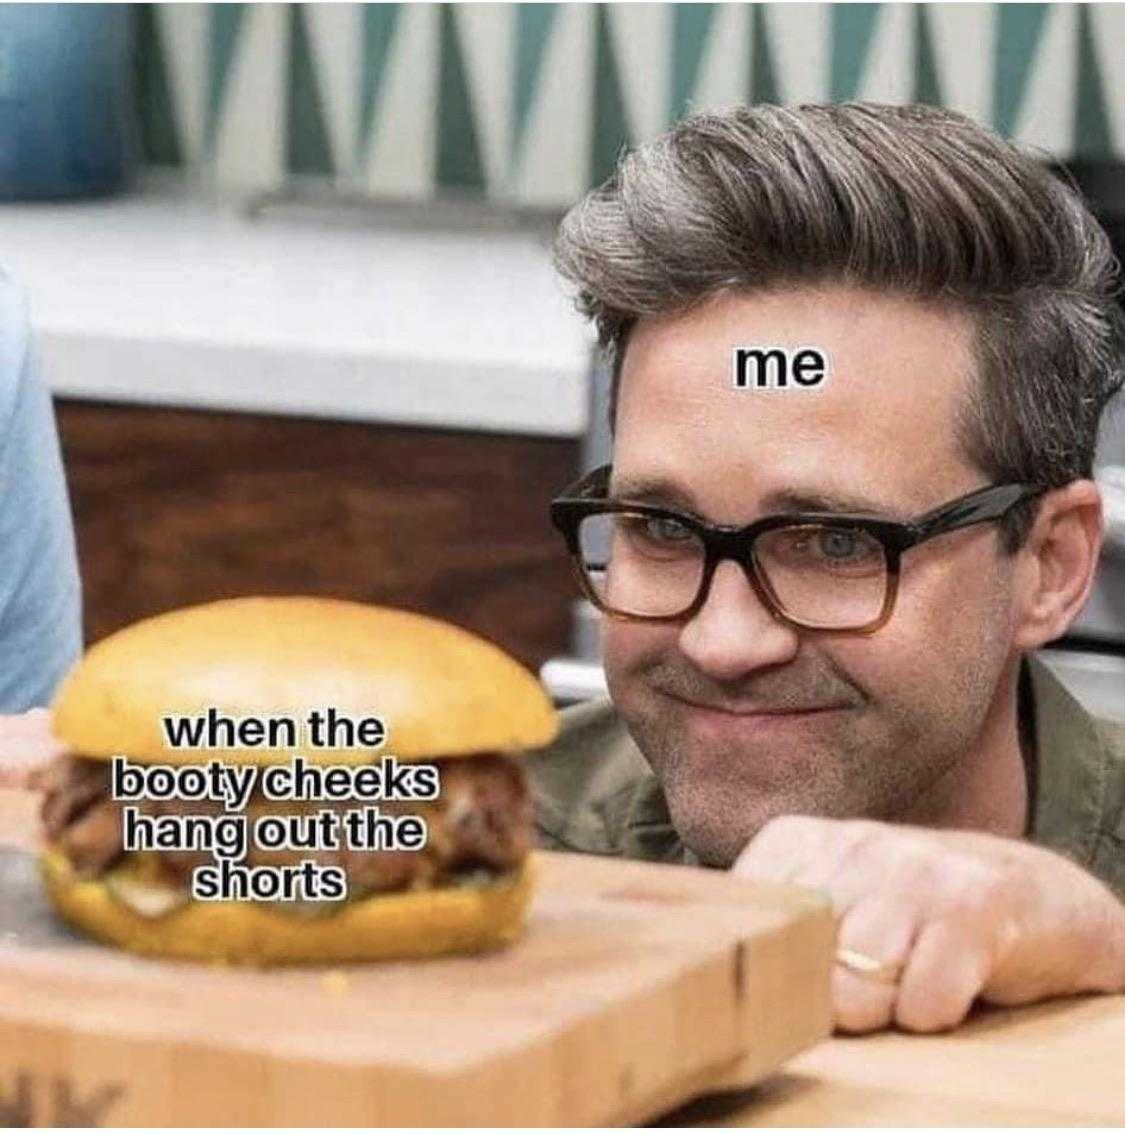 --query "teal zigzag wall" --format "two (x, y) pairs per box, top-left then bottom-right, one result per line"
(134, 3), (1125, 202)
